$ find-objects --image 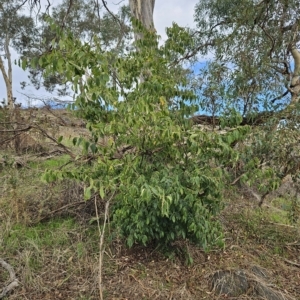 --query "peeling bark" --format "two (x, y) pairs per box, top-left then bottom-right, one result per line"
(290, 47), (300, 103)
(0, 33), (14, 109)
(129, 0), (155, 40)
(129, 0), (155, 30)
